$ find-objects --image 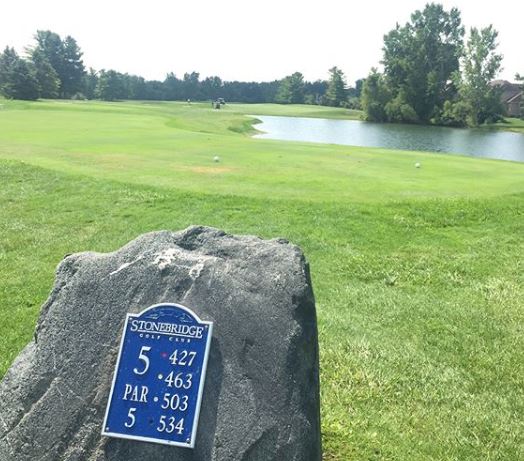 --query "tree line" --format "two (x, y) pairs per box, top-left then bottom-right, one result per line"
(0, 31), (85, 101)
(0, 31), (358, 107)
(0, 3), (522, 127)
